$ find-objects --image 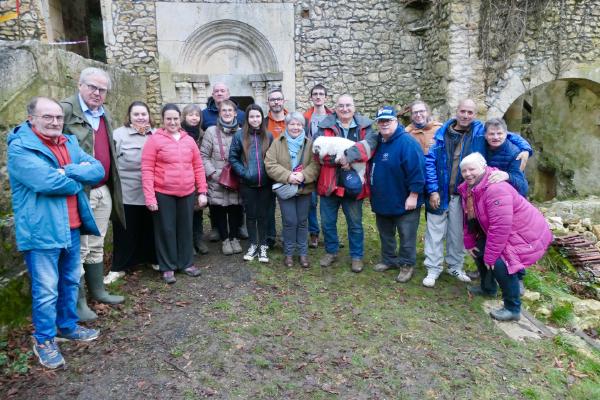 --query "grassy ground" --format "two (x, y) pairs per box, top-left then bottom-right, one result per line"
(1, 203), (599, 399)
